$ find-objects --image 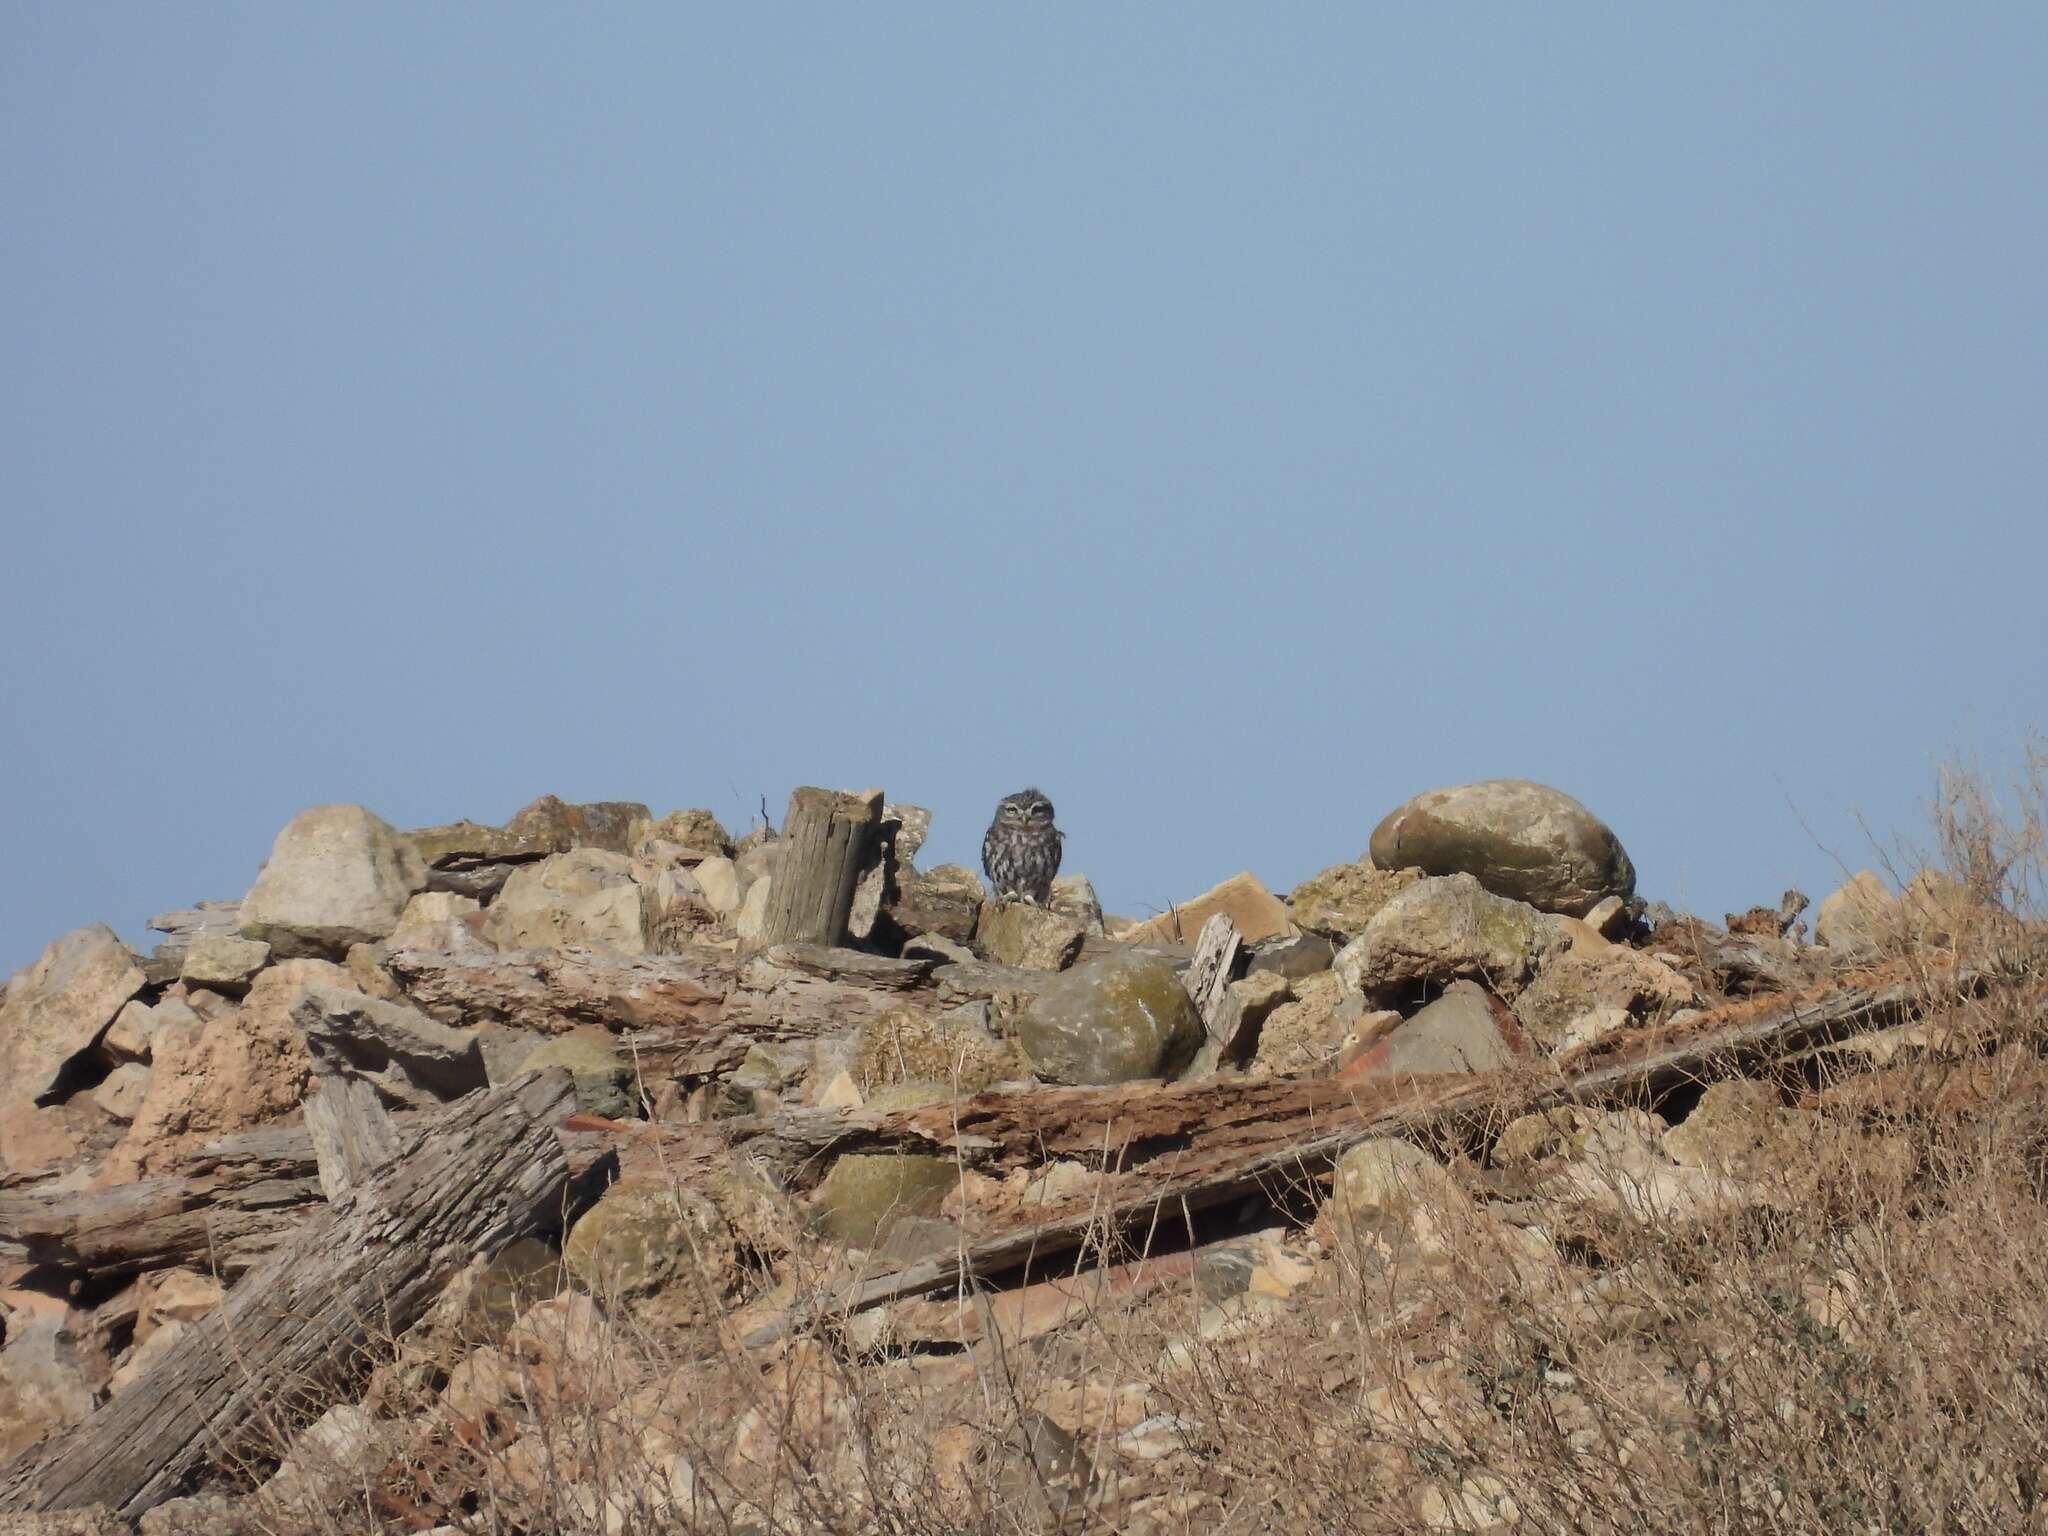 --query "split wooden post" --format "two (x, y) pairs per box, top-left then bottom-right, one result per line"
(757, 787), (885, 948)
